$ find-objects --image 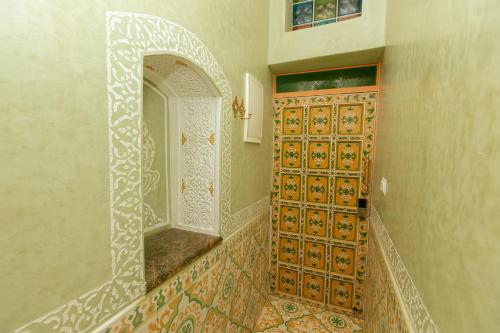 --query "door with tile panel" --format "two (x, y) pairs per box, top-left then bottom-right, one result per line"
(270, 92), (377, 318)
